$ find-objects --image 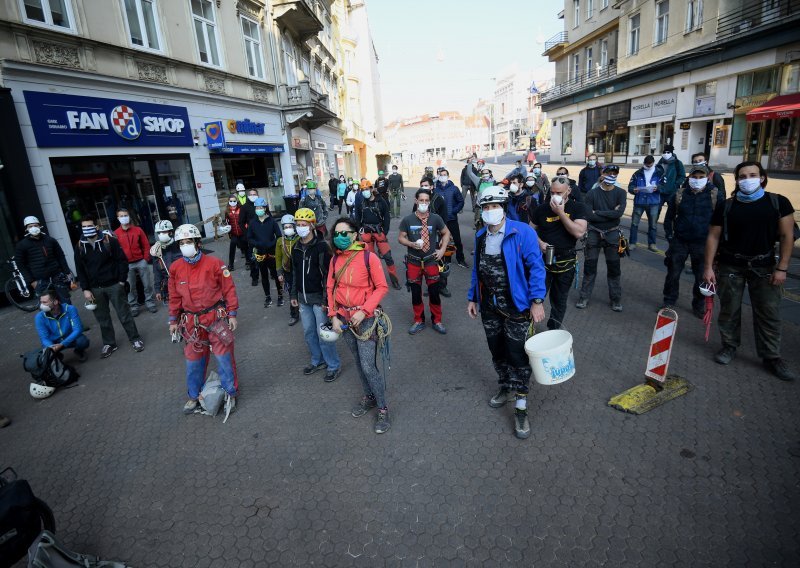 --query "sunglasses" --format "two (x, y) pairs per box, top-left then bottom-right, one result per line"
(332, 230), (356, 237)
(553, 176), (570, 183)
